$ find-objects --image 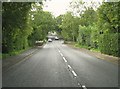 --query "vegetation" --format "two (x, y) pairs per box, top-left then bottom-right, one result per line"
(2, 2), (56, 58)
(2, 1), (119, 58)
(97, 2), (119, 56)
(28, 3), (56, 46)
(2, 2), (32, 54)
(60, 1), (119, 57)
